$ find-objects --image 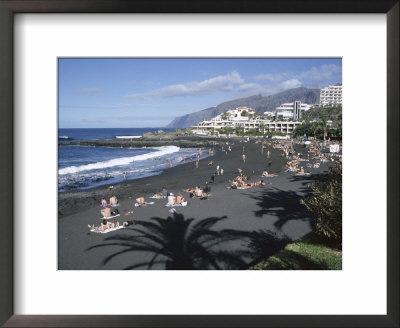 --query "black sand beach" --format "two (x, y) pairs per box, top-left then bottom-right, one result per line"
(58, 139), (332, 270)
